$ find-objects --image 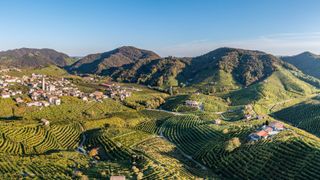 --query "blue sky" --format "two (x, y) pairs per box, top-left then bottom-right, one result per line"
(0, 0), (320, 56)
